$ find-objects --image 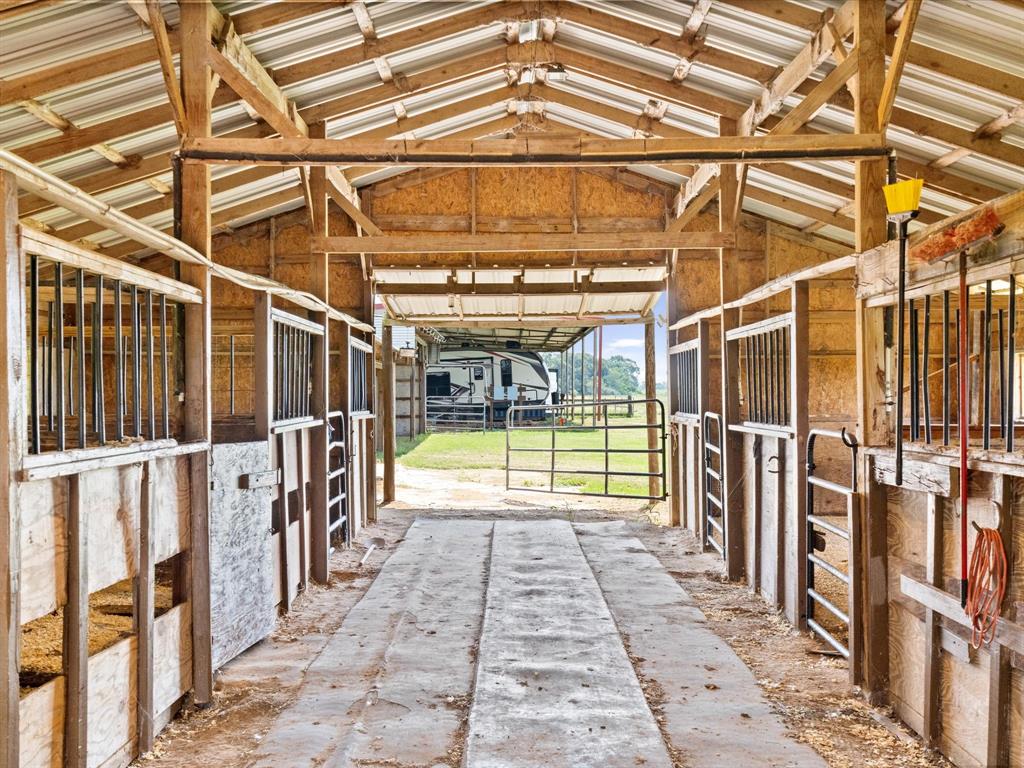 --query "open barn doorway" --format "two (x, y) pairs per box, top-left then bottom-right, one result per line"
(378, 313), (667, 508)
